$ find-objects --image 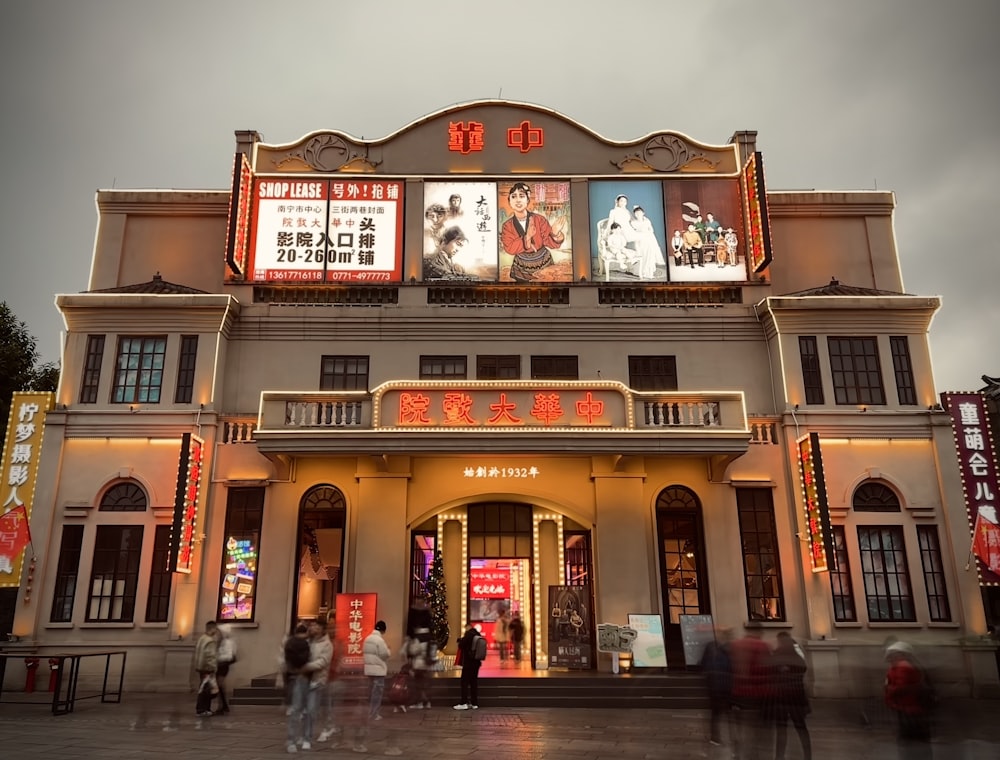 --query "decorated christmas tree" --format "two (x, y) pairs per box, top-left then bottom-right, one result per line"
(425, 550), (450, 649)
